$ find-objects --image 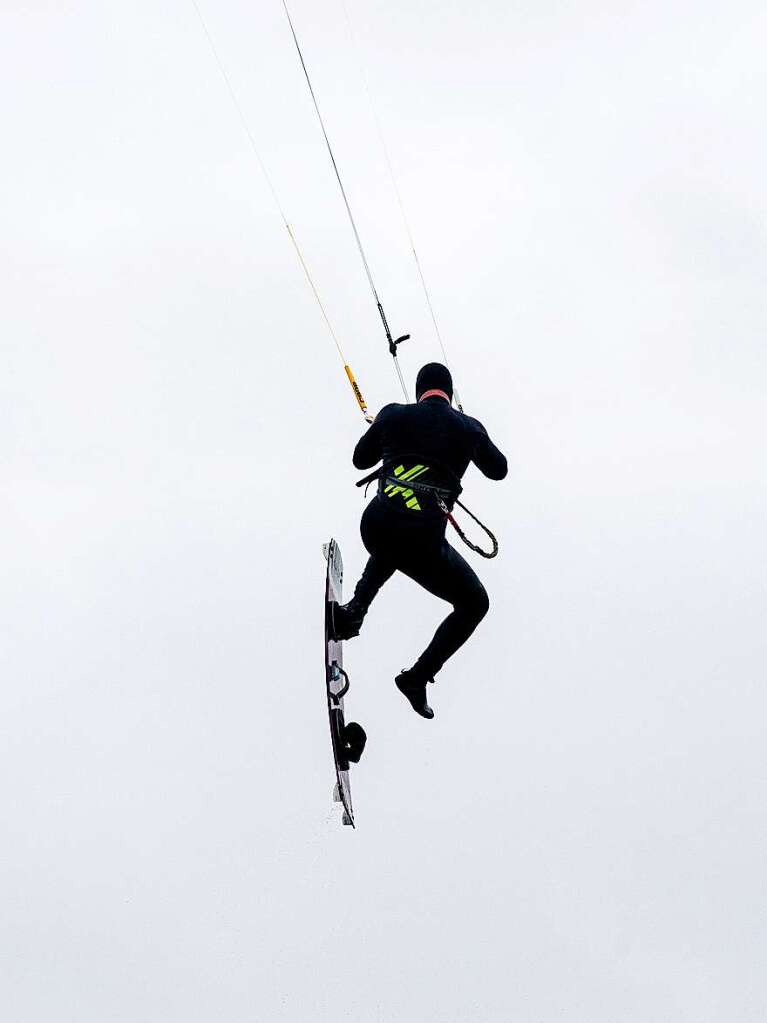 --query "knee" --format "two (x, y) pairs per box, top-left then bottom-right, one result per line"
(465, 584), (489, 624)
